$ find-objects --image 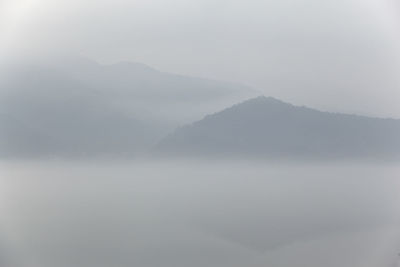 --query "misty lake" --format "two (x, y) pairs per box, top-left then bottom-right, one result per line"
(0, 160), (399, 267)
